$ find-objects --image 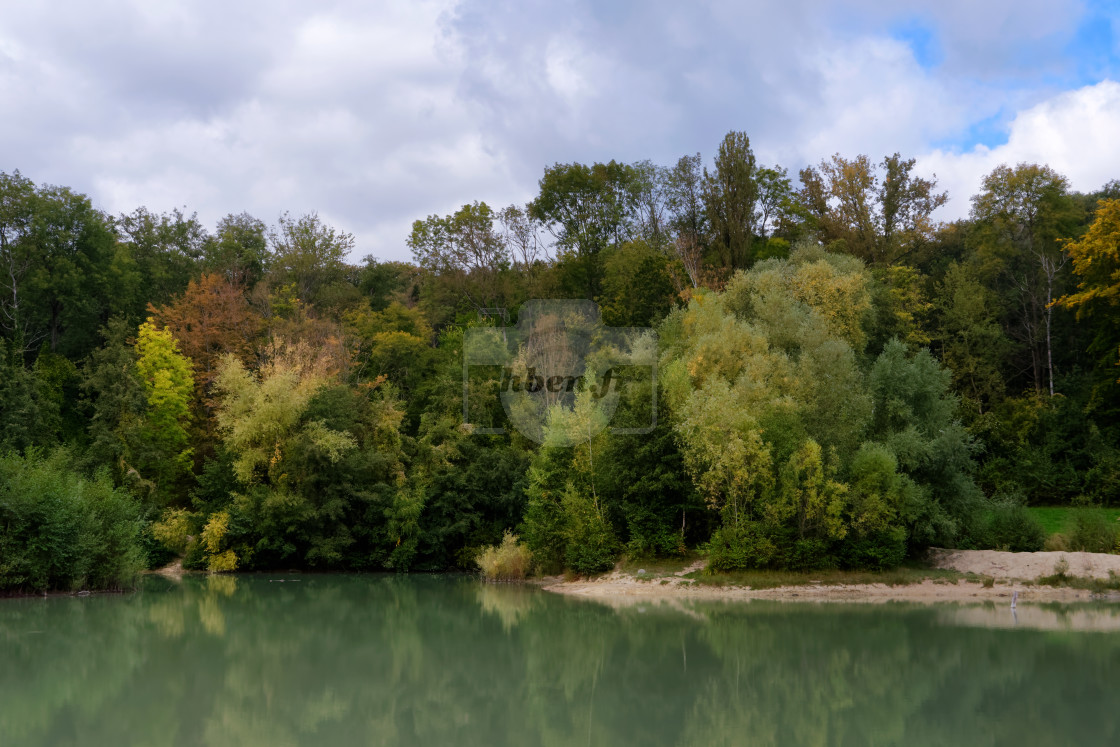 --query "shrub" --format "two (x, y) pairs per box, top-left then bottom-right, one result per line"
(561, 487), (619, 575)
(201, 511), (239, 572)
(0, 450), (145, 593)
(707, 522), (778, 572)
(980, 501), (1046, 552)
(138, 523), (178, 569)
(840, 527), (907, 570)
(1044, 533), (1070, 552)
(1068, 511), (1120, 553)
(476, 531), (532, 581)
(785, 537), (837, 571)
